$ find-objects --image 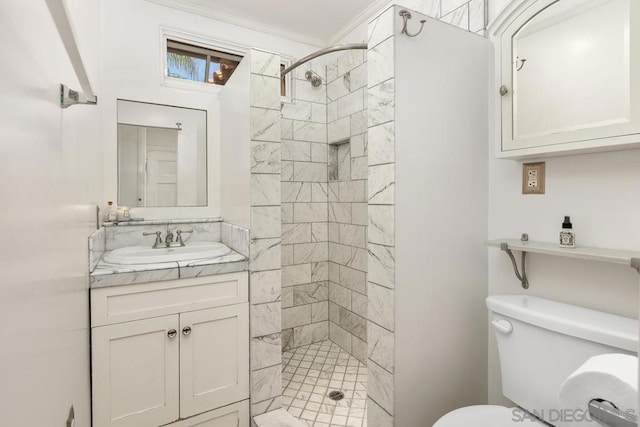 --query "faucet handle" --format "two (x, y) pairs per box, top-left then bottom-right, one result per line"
(142, 231), (162, 239)
(142, 231), (164, 248)
(176, 229), (193, 246)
